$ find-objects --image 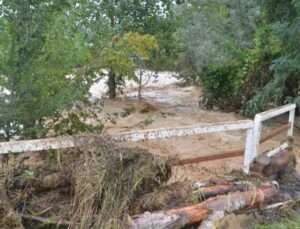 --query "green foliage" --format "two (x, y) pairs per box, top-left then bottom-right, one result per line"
(201, 64), (243, 110)
(101, 32), (158, 81)
(256, 216), (300, 229)
(53, 113), (103, 136)
(0, 0), (178, 138)
(145, 11), (180, 70)
(242, 0), (300, 115)
(177, 0), (259, 108)
(94, 0), (177, 71)
(0, 1), (101, 139)
(177, 0), (299, 114)
(121, 107), (135, 118)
